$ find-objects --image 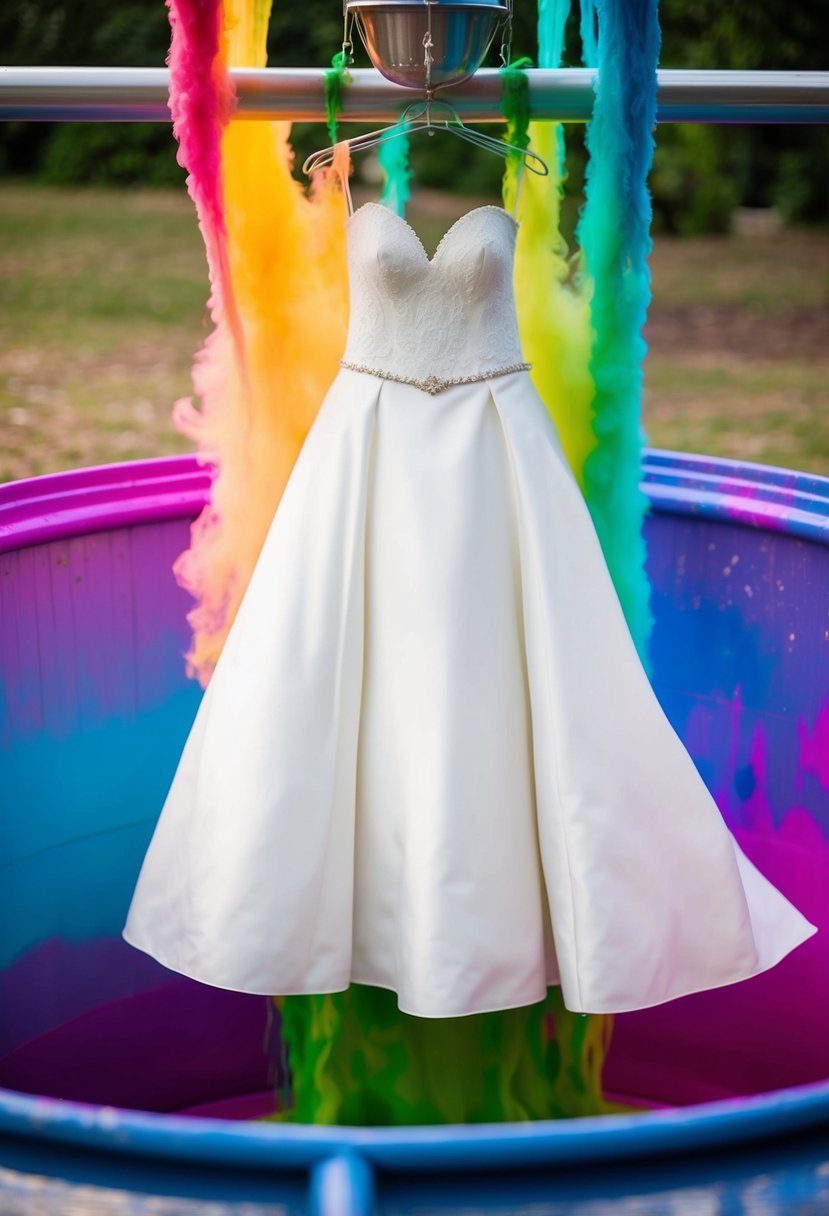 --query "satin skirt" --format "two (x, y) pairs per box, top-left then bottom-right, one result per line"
(124, 368), (815, 1017)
